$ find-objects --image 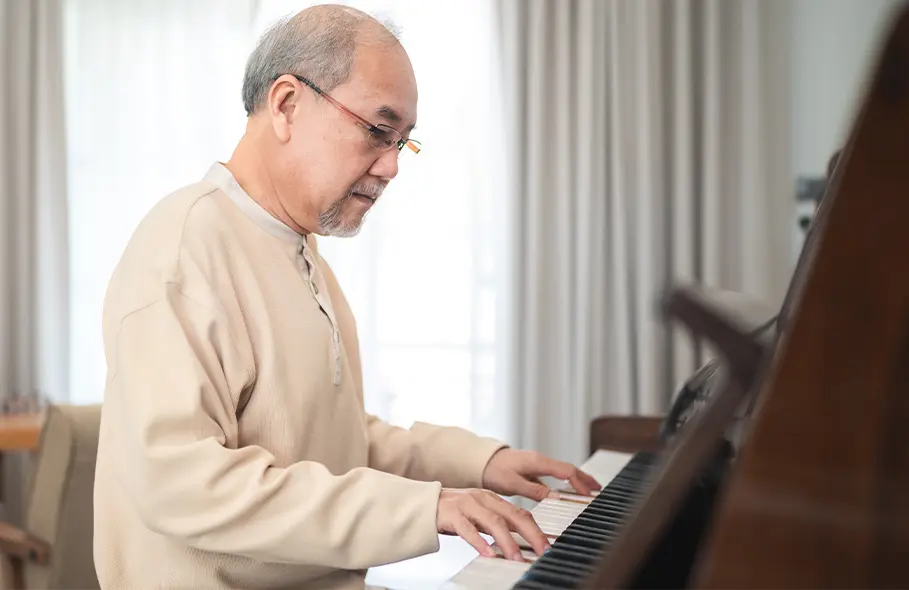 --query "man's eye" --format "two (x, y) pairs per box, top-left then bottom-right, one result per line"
(375, 132), (395, 146)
